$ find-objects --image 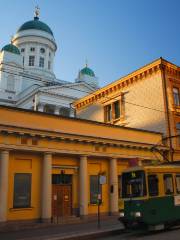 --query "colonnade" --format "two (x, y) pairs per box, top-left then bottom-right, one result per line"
(0, 151), (118, 222)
